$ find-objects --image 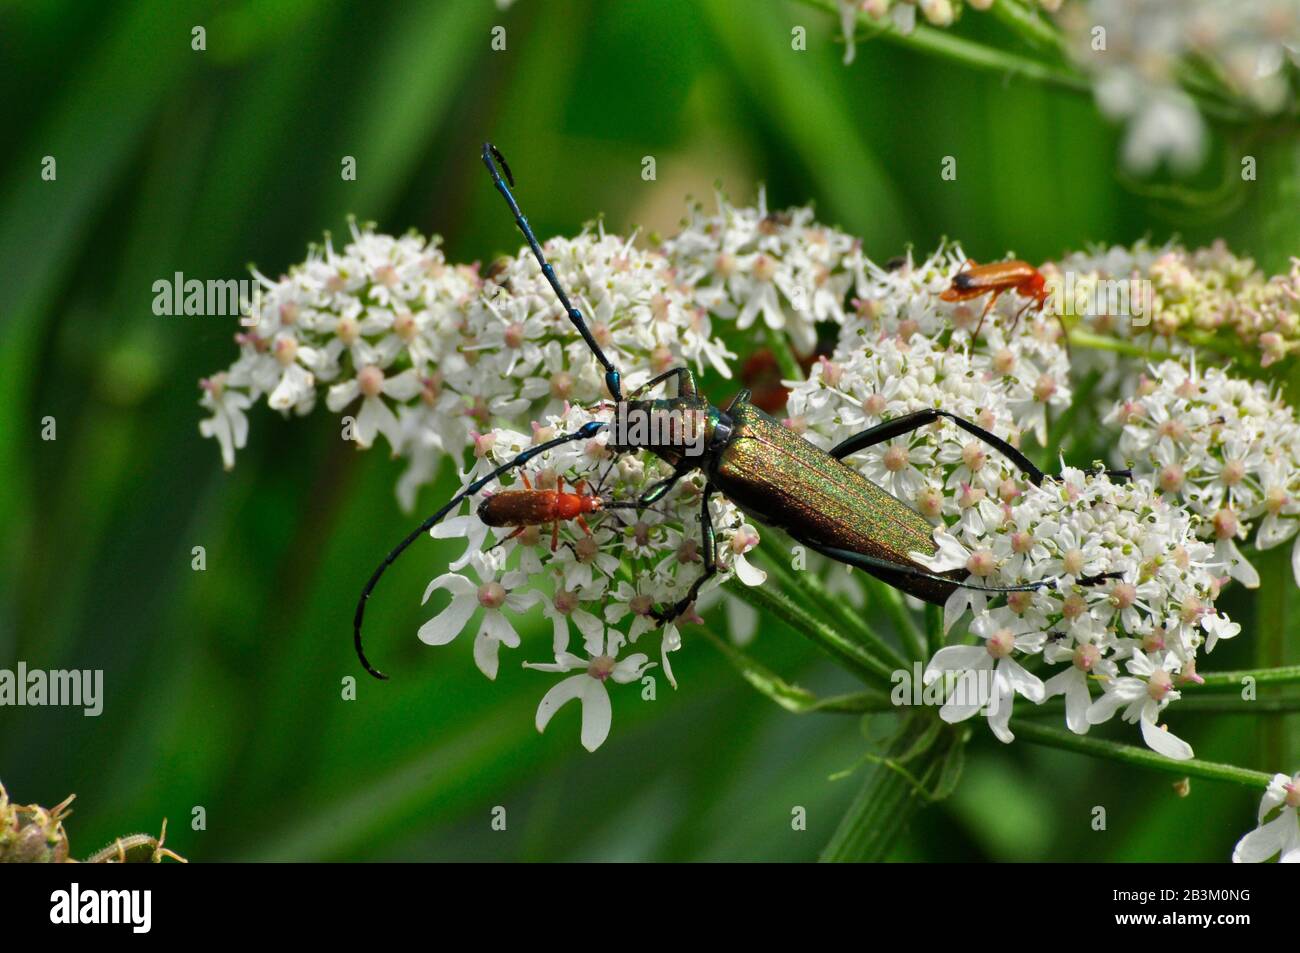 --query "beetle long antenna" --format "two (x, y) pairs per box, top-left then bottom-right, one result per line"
(354, 421), (606, 680)
(482, 142), (624, 402)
